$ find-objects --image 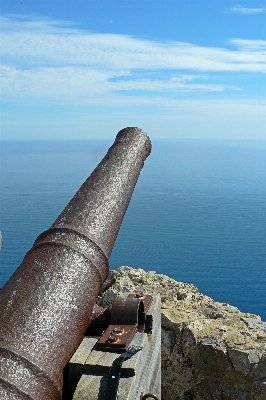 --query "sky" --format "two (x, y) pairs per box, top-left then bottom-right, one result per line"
(0, 0), (266, 140)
